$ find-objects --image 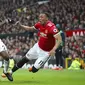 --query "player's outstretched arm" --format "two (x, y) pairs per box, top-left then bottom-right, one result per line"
(19, 22), (35, 31)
